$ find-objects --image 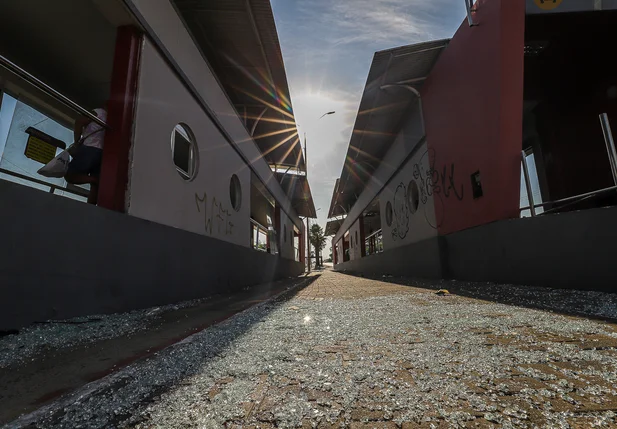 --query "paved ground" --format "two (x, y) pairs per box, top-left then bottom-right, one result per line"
(5, 270), (617, 428)
(0, 276), (310, 425)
